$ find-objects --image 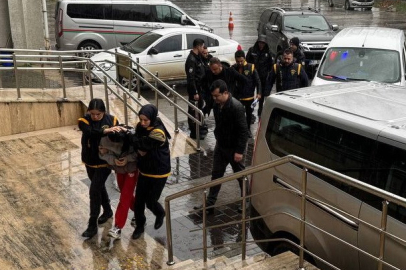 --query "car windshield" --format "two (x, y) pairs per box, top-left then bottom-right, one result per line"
(318, 48), (401, 84)
(284, 15), (330, 31)
(122, 32), (162, 54)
